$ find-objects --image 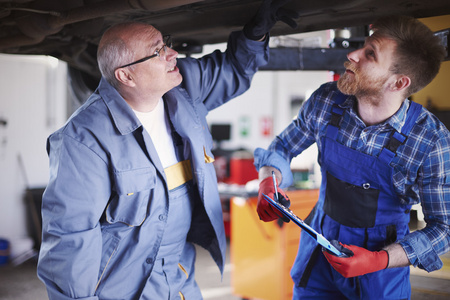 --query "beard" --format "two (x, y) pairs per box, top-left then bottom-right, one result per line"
(337, 61), (389, 106)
